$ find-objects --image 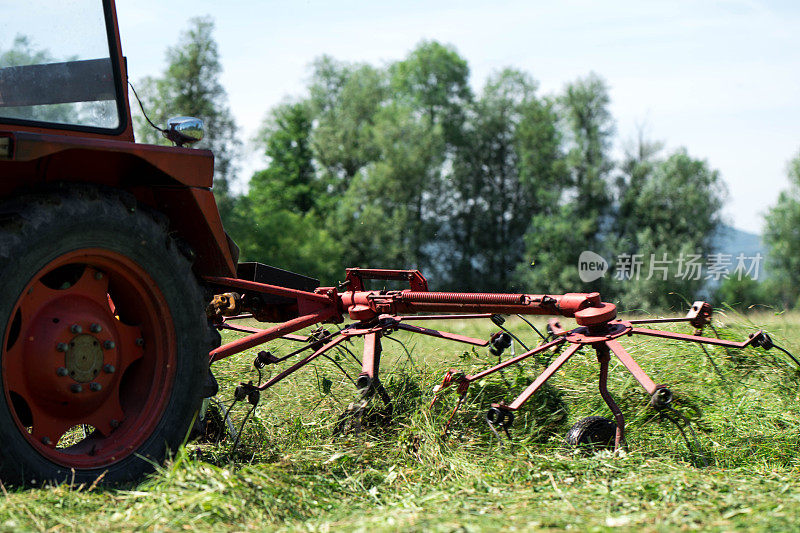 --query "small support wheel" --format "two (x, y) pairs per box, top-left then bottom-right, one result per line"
(565, 416), (616, 449)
